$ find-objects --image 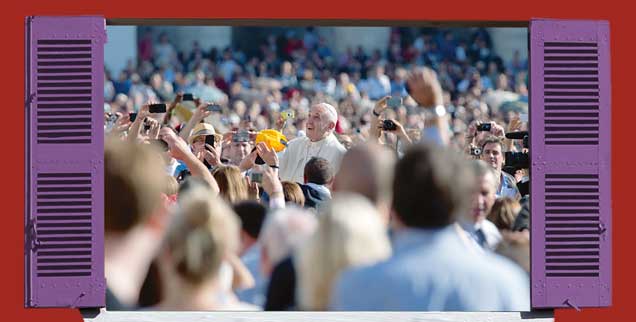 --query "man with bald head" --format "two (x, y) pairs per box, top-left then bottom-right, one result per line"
(333, 143), (396, 224)
(278, 103), (347, 184)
